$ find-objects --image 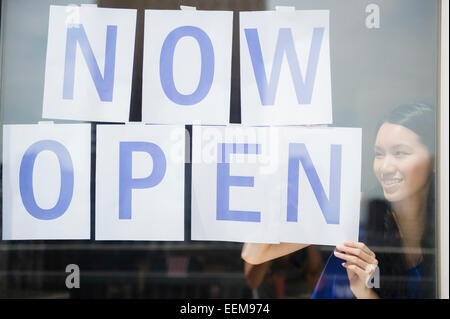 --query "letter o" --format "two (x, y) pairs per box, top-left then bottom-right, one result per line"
(19, 140), (74, 220)
(159, 26), (215, 105)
